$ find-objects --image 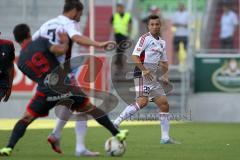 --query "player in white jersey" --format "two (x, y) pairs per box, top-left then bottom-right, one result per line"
(32, 0), (118, 156)
(114, 15), (178, 144)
